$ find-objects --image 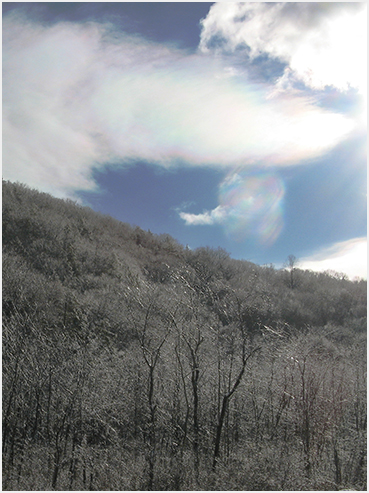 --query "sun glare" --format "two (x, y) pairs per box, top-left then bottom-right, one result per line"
(290, 6), (367, 99)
